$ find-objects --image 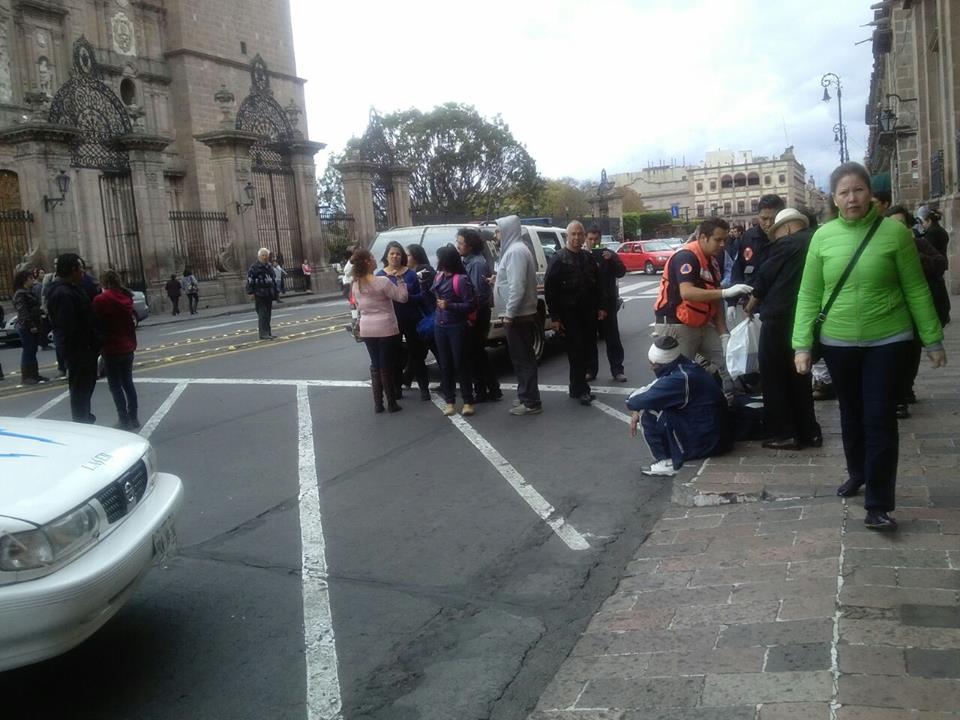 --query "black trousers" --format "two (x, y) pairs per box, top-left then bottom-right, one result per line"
(469, 307), (500, 397)
(169, 296), (180, 315)
(104, 353), (138, 420)
(589, 304), (624, 376)
(363, 335), (399, 370)
(897, 335), (923, 403)
(255, 295), (273, 338)
(822, 341), (911, 513)
(560, 309), (596, 397)
(505, 315), (541, 408)
(398, 316), (428, 391)
(66, 350), (98, 423)
(187, 293), (199, 314)
(758, 317), (819, 441)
